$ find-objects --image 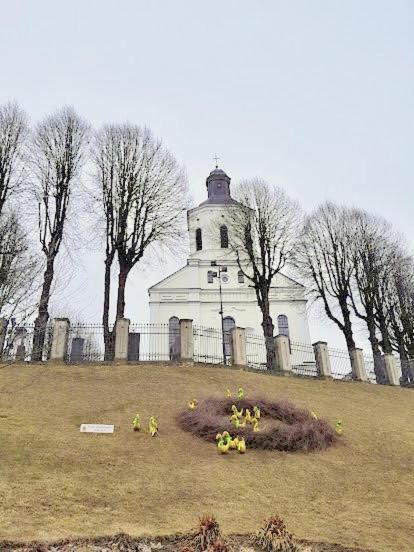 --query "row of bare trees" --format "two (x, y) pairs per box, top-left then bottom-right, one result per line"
(227, 181), (414, 384)
(0, 102), (188, 360)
